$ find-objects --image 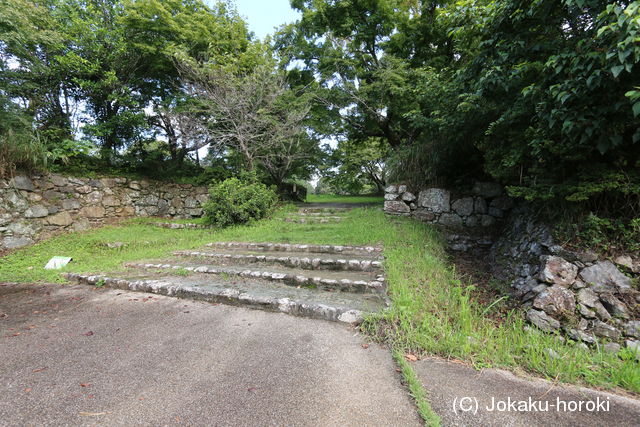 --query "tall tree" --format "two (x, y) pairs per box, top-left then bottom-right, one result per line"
(176, 49), (317, 187)
(122, 0), (251, 163)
